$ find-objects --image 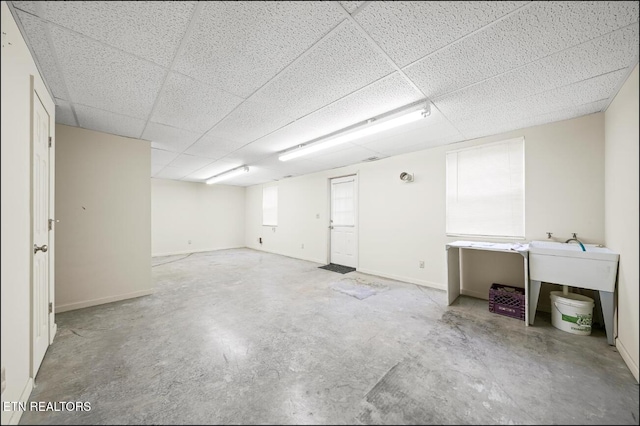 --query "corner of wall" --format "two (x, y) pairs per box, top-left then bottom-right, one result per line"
(604, 63), (639, 382)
